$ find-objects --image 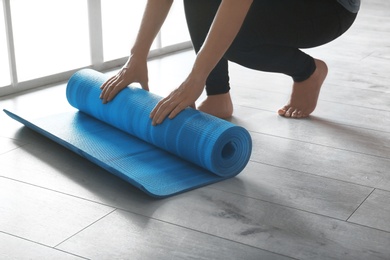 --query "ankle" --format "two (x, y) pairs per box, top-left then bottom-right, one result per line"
(198, 93), (233, 119)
